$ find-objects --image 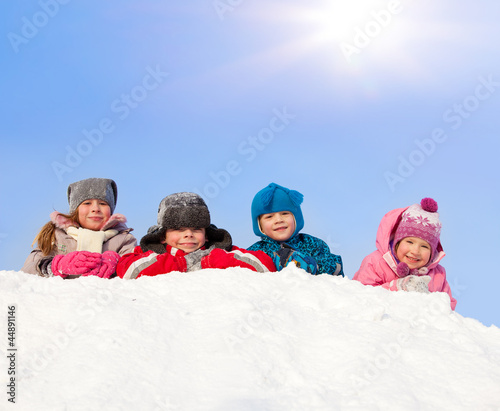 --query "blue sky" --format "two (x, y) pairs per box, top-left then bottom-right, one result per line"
(1, 1), (499, 326)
